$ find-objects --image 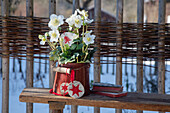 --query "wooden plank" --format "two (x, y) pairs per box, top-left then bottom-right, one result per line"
(137, 0), (144, 93)
(71, 105), (78, 113)
(49, 0), (56, 16)
(26, 0), (34, 113)
(116, 0), (123, 85)
(94, 0), (101, 83)
(158, 0), (166, 94)
(137, 1), (144, 113)
(49, 61), (55, 88)
(72, 0), (79, 13)
(158, 1), (166, 112)
(49, 101), (66, 110)
(1, 0), (9, 113)
(94, 0), (101, 113)
(49, 0), (56, 113)
(116, 0), (123, 113)
(19, 88), (170, 112)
